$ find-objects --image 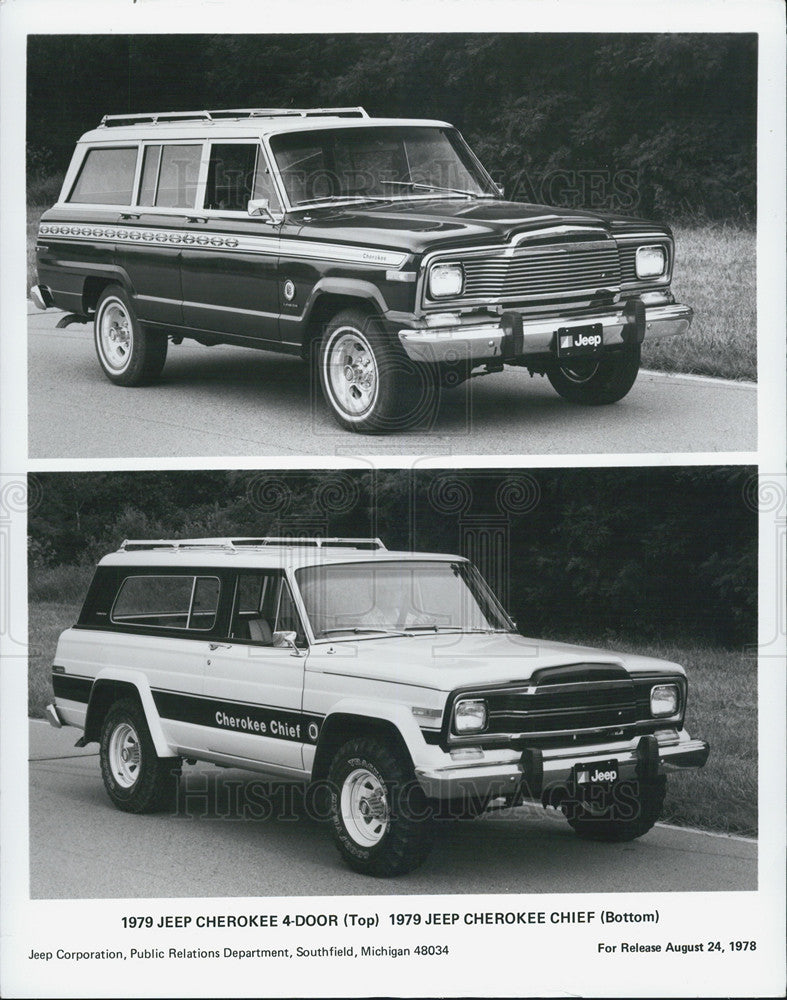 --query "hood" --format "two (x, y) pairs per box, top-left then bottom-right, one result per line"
(306, 632), (684, 693)
(291, 198), (670, 256)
